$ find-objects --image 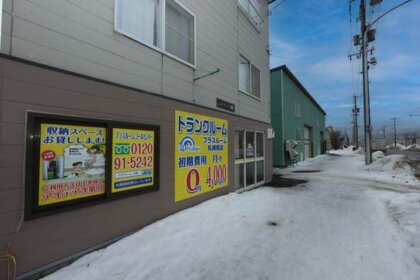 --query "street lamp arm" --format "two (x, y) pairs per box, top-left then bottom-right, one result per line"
(370, 0), (414, 27)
